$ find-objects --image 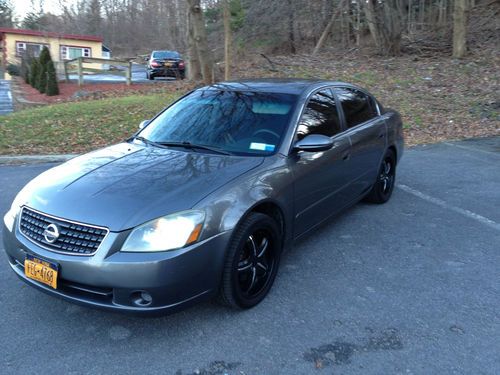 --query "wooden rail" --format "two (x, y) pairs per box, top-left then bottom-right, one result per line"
(63, 57), (134, 86)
